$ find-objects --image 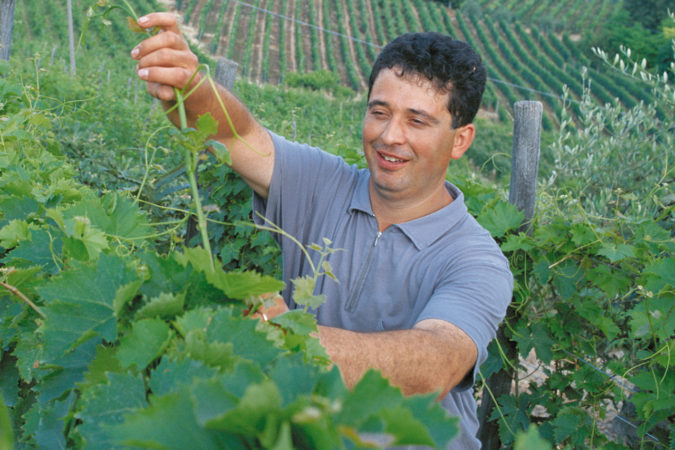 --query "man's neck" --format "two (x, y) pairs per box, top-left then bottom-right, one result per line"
(369, 182), (454, 231)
